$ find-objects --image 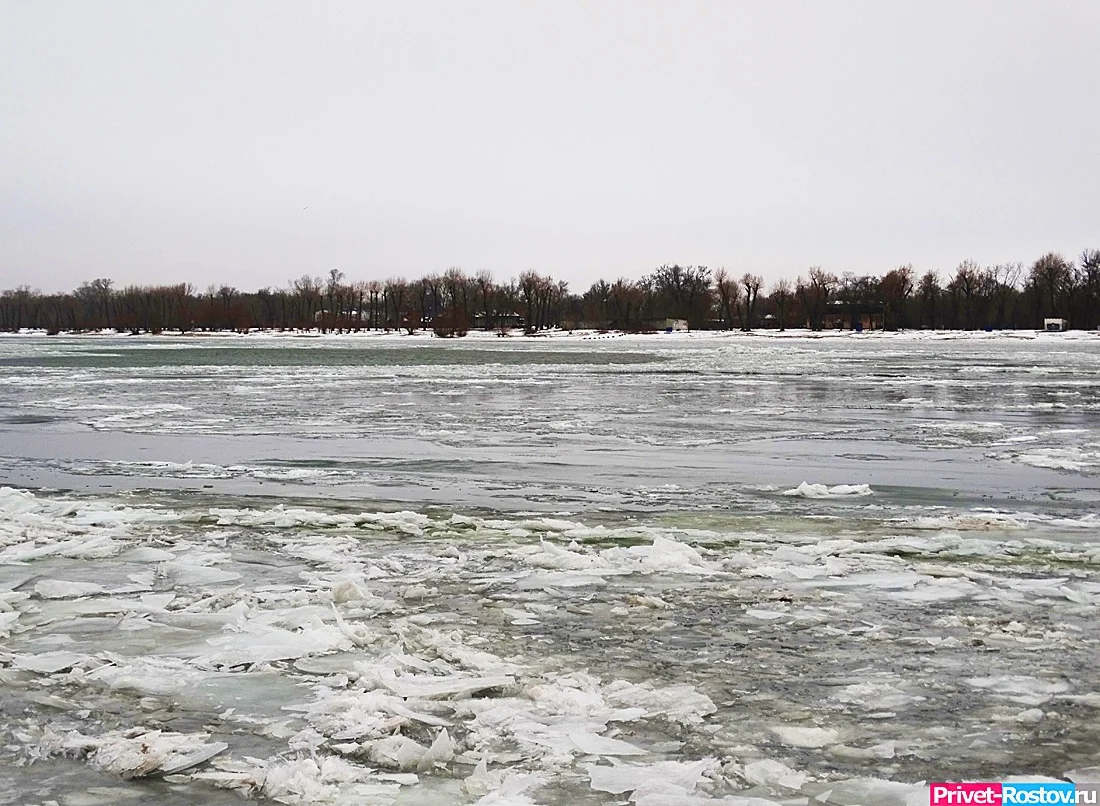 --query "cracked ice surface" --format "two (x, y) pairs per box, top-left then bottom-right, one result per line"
(0, 485), (1098, 805)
